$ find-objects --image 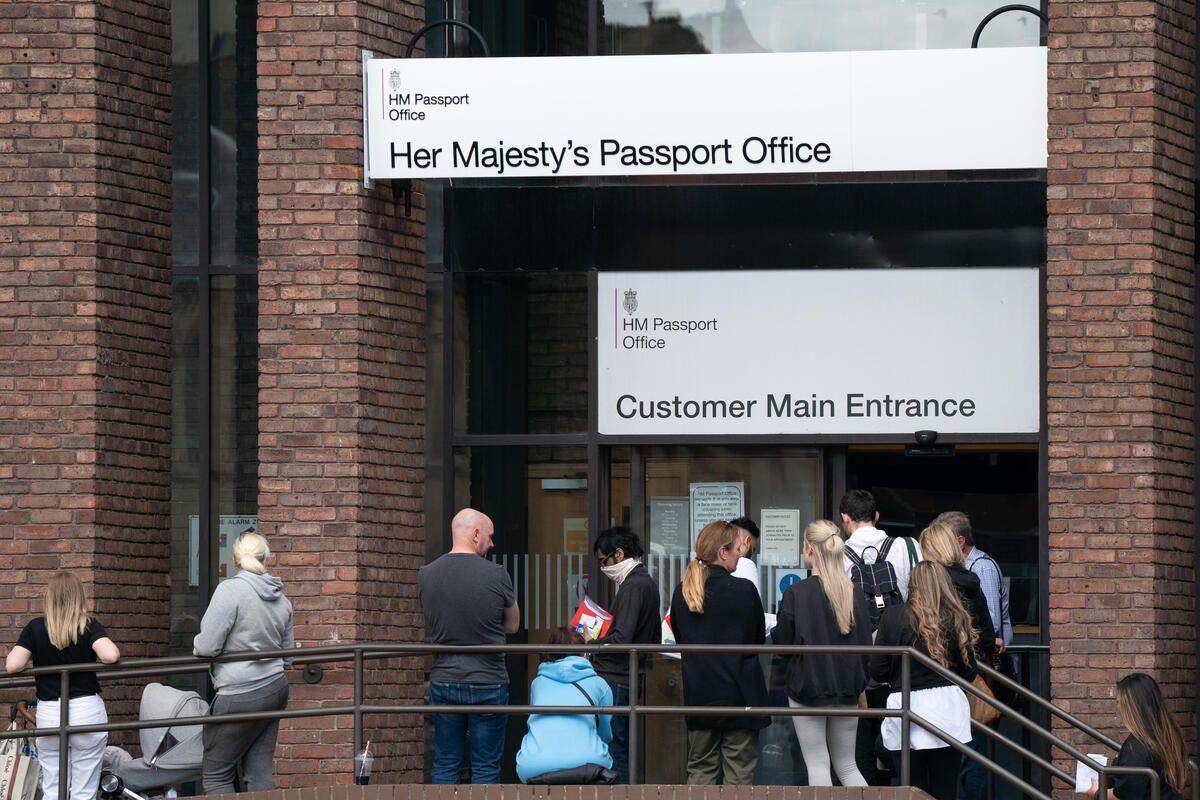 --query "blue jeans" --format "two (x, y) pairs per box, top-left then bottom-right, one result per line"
(428, 682), (509, 784)
(959, 730), (988, 800)
(609, 682), (630, 784)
